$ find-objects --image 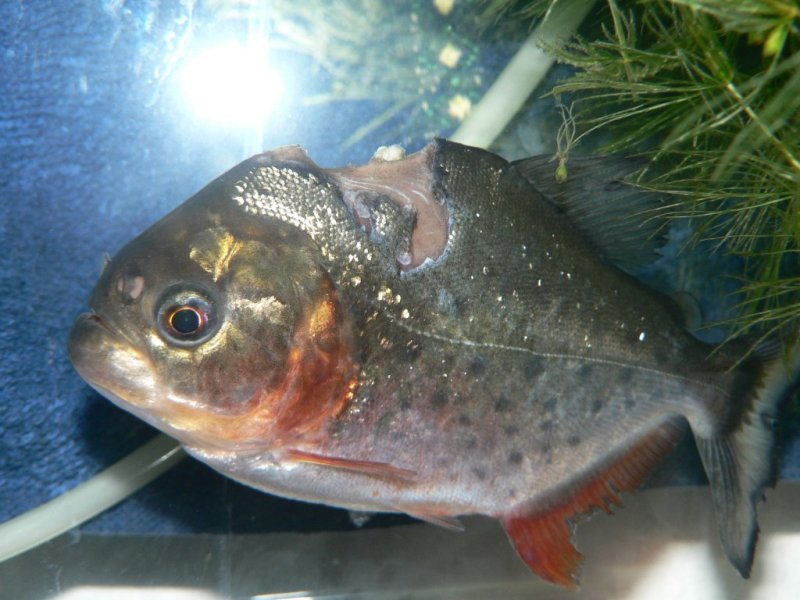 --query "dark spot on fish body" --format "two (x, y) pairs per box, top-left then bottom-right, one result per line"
(576, 363), (594, 382)
(400, 342), (421, 364)
(591, 399), (602, 414)
(619, 366), (635, 384)
(567, 435), (581, 447)
(358, 338), (372, 364)
(465, 436), (478, 450)
(431, 388), (449, 409)
(469, 354), (488, 376)
(471, 466), (488, 481)
(523, 356), (545, 381)
(543, 443), (554, 465)
(436, 288), (462, 319)
(398, 391), (413, 411)
(493, 396), (512, 413)
(376, 410), (396, 437)
(539, 419), (553, 433)
(508, 451), (523, 466)
(542, 396), (557, 413)
(504, 424), (520, 436)
(458, 413), (472, 426)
